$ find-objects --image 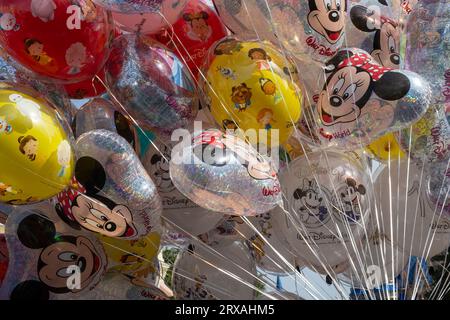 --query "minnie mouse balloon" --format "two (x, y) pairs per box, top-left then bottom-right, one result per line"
(347, 0), (402, 69)
(273, 150), (370, 268)
(141, 139), (223, 236)
(314, 48), (431, 150)
(0, 208), (107, 300)
(111, 0), (187, 34)
(375, 159), (450, 257)
(73, 98), (140, 154)
(52, 129), (162, 239)
(170, 129), (282, 216)
(105, 34), (198, 136)
(0, 0), (114, 83)
(151, 0), (227, 79)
